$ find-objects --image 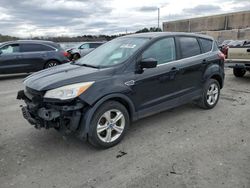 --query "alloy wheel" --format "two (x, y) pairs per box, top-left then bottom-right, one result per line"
(206, 83), (219, 106)
(96, 109), (125, 143)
